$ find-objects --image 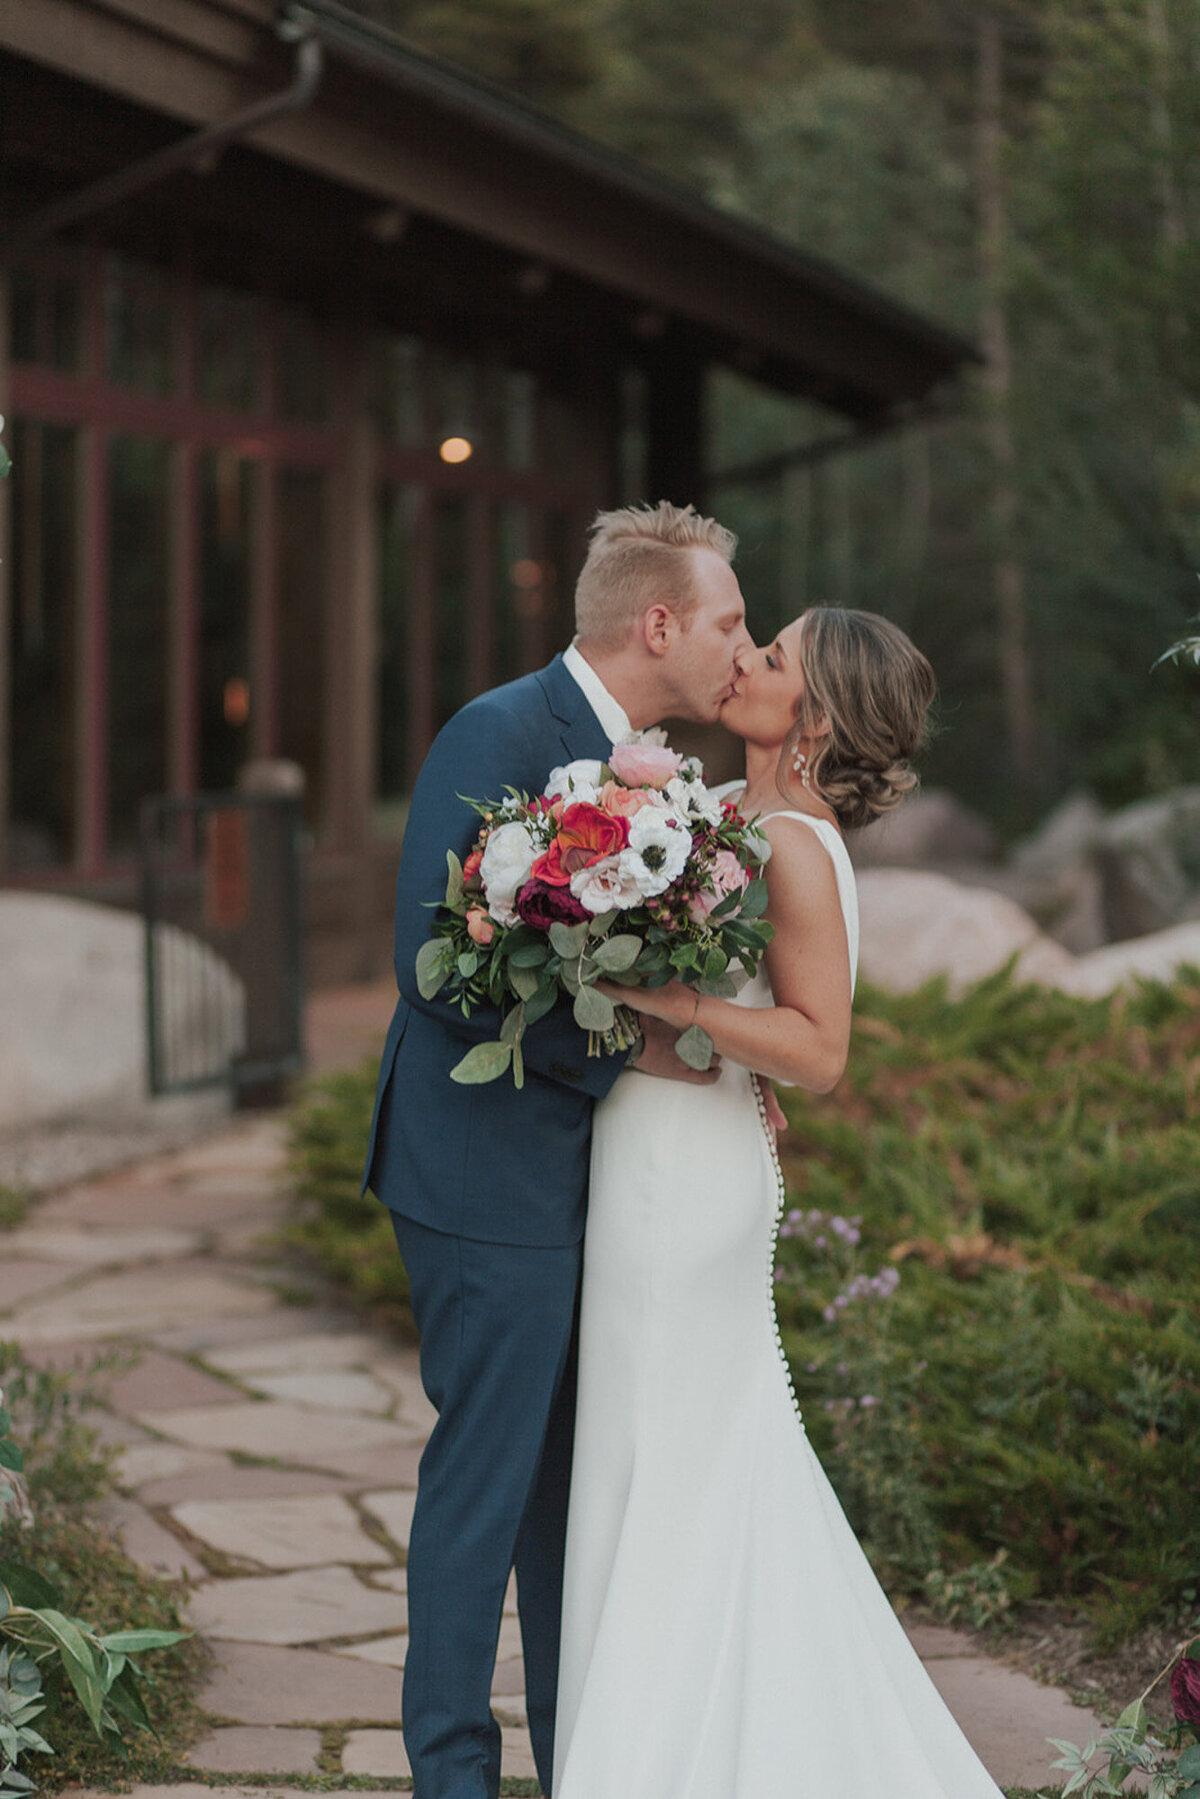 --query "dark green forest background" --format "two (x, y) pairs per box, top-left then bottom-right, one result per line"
(347, 0), (1200, 832)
